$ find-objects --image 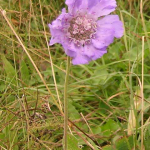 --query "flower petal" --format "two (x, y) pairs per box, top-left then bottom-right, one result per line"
(66, 50), (76, 57)
(65, 0), (82, 14)
(72, 46), (91, 65)
(79, 0), (89, 11)
(88, 0), (99, 9)
(62, 42), (77, 57)
(72, 54), (90, 65)
(97, 15), (124, 38)
(89, 0), (117, 17)
(64, 48), (77, 57)
(49, 23), (64, 45)
(48, 9), (70, 46)
(83, 44), (96, 57)
(92, 47), (107, 60)
(49, 36), (60, 45)
(83, 44), (107, 60)
(92, 28), (115, 49)
(92, 15), (123, 49)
